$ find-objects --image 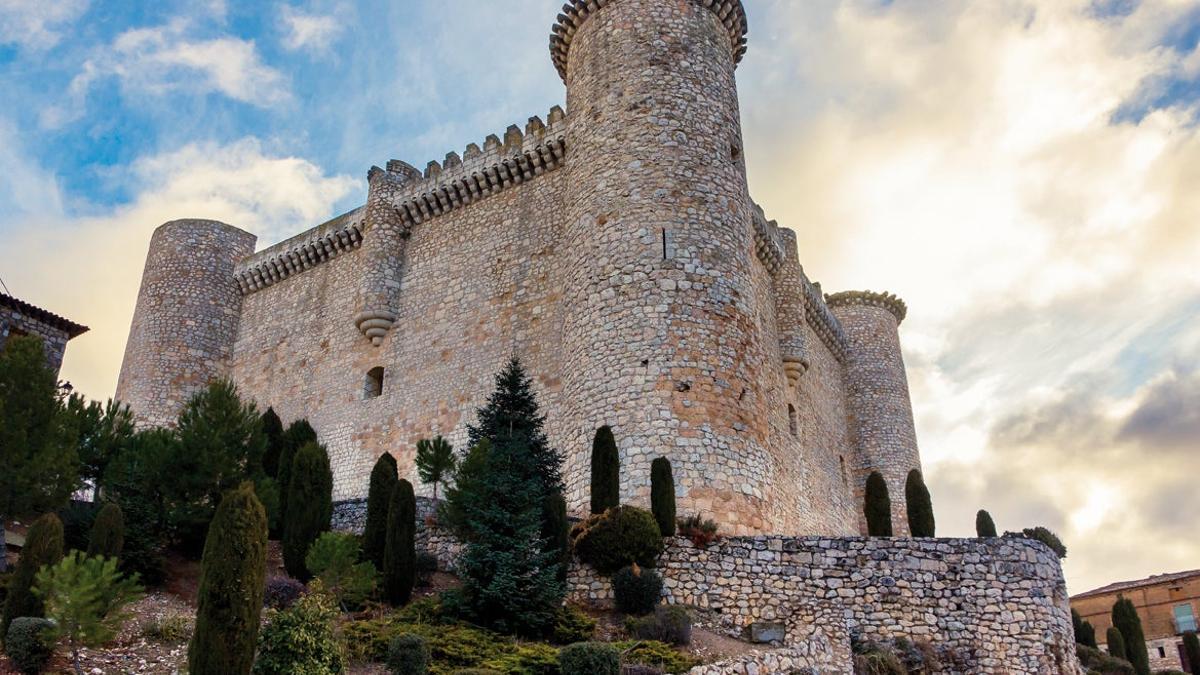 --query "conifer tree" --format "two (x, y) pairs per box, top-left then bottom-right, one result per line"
(282, 442), (333, 581)
(1106, 626), (1127, 660)
(66, 395), (134, 497)
(590, 426), (620, 514)
(1112, 596), (1150, 675)
(383, 479), (416, 606)
(1079, 620), (1097, 649)
(864, 472), (893, 537)
(188, 483), (267, 675)
(0, 335), (78, 572)
(441, 439), (491, 541)
(543, 492), (570, 583)
(87, 502), (125, 560)
(1072, 608), (1084, 642)
(277, 419), (317, 529)
(1182, 631), (1200, 674)
(650, 457), (676, 537)
(260, 408), (285, 478)
(415, 436), (457, 505)
(364, 452), (398, 570)
(975, 509), (997, 538)
(1, 513), (64, 638)
(905, 469), (935, 537)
